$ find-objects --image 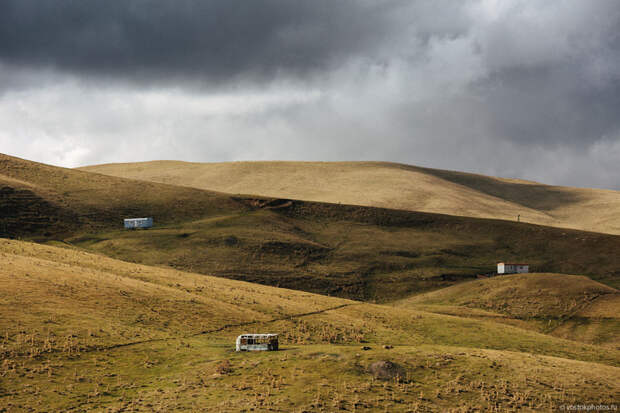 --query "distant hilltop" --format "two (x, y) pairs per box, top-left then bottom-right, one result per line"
(79, 160), (620, 235)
